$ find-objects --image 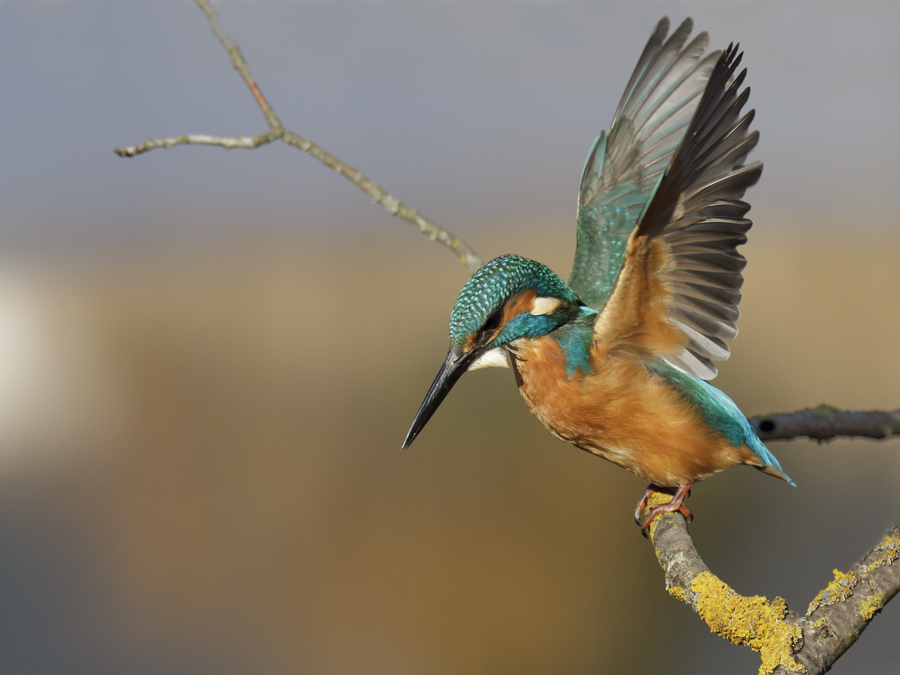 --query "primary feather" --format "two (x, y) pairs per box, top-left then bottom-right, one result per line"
(571, 18), (760, 380)
(633, 42), (761, 379)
